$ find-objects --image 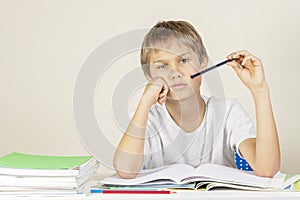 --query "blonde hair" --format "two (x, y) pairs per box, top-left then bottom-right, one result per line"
(140, 20), (208, 75)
